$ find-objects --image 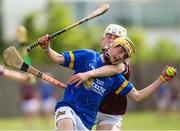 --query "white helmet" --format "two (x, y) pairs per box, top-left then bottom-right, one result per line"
(103, 24), (127, 37)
